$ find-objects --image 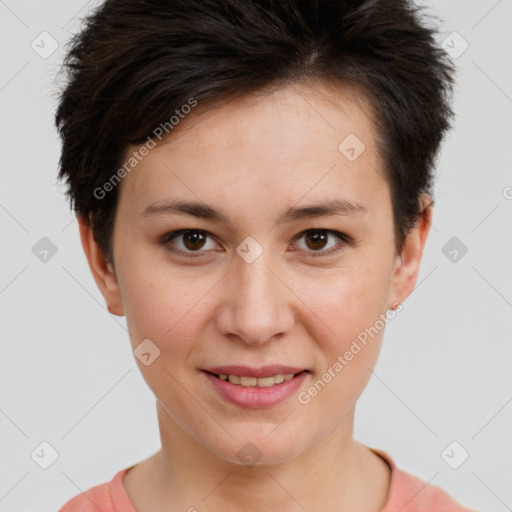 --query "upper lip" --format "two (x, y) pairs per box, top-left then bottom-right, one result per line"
(203, 365), (308, 378)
